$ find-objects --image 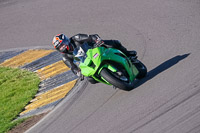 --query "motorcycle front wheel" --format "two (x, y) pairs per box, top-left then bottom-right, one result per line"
(100, 68), (134, 91)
